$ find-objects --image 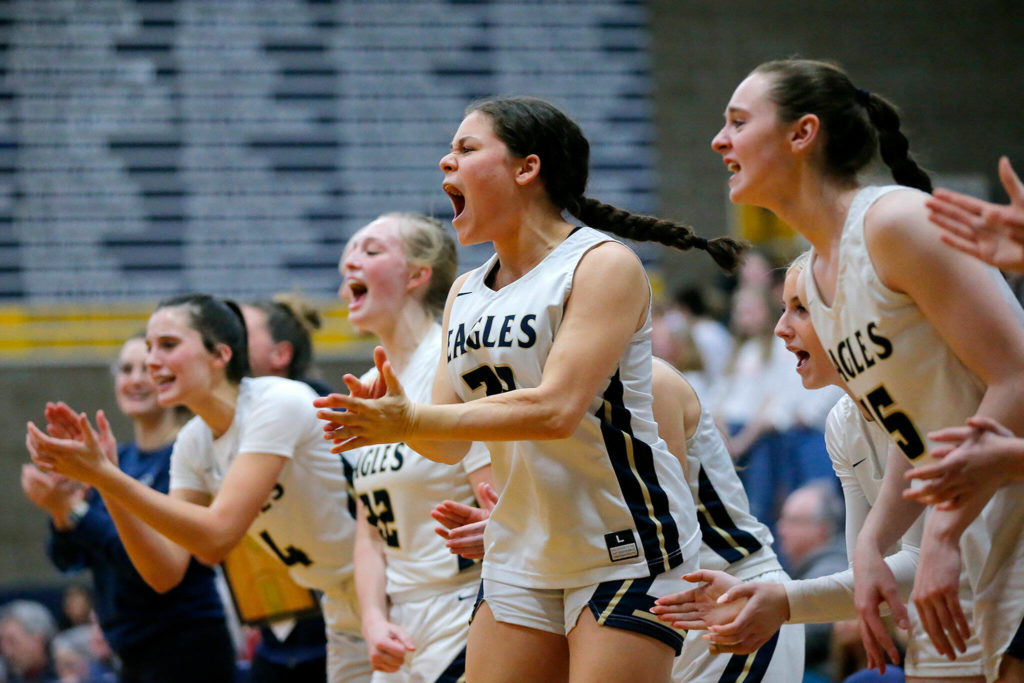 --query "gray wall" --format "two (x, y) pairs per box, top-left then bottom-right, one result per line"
(652, 0), (1024, 285)
(3, 2), (1024, 586)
